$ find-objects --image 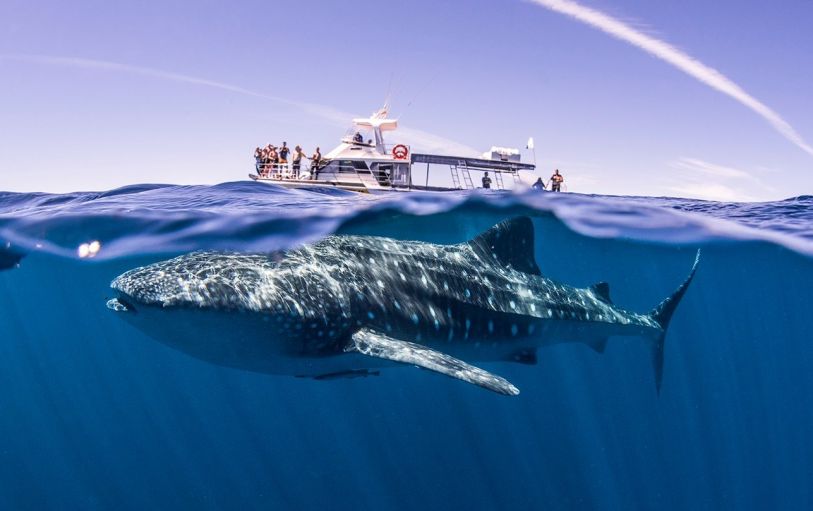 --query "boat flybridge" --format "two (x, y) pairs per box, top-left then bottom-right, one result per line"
(248, 106), (536, 193)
